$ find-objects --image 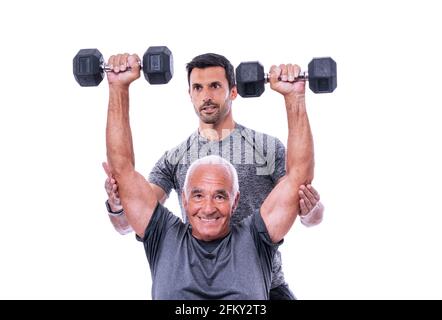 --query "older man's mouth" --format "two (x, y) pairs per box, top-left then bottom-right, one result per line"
(198, 216), (220, 223)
